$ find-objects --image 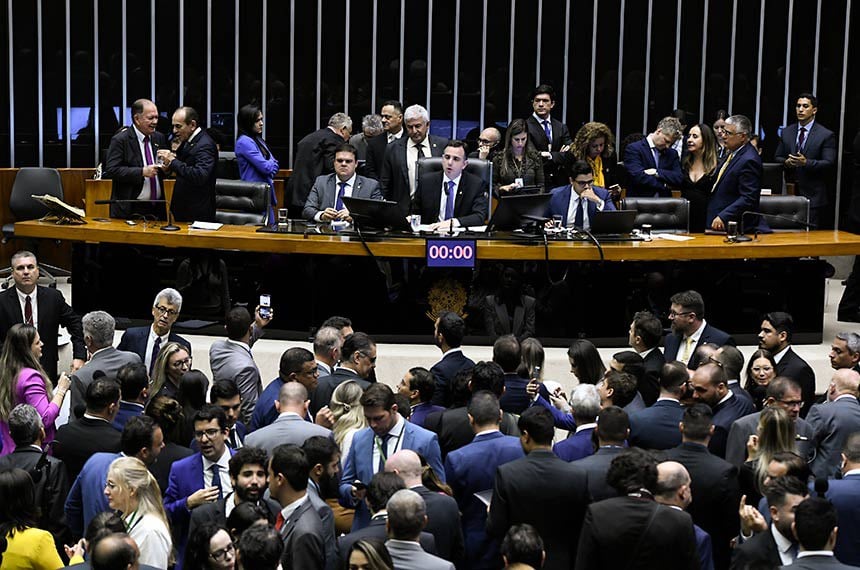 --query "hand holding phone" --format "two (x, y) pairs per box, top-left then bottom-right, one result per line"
(259, 294), (272, 320)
